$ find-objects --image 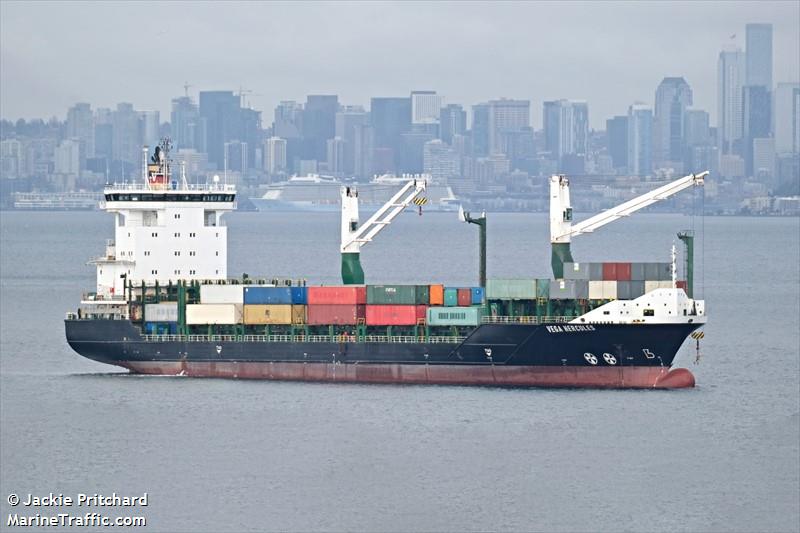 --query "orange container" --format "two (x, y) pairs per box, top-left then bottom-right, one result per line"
(429, 284), (444, 305)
